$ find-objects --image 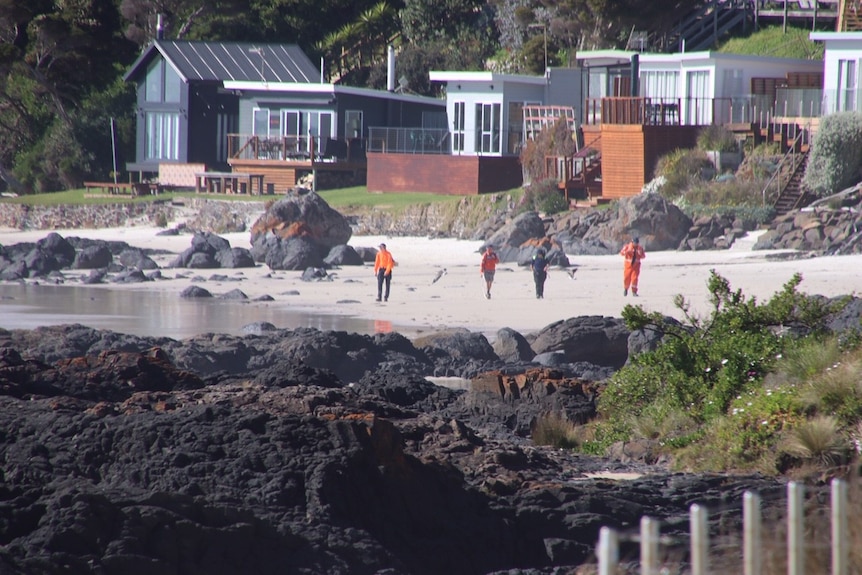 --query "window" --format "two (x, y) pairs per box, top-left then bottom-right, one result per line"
(640, 70), (679, 101)
(838, 59), (858, 112)
(685, 70), (711, 124)
(145, 59), (181, 103)
(475, 103), (501, 154)
(253, 108), (270, 136)
(145, 112), (180, 160)
(345, 110), (363, 138)
(453, 102), (465, 152)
